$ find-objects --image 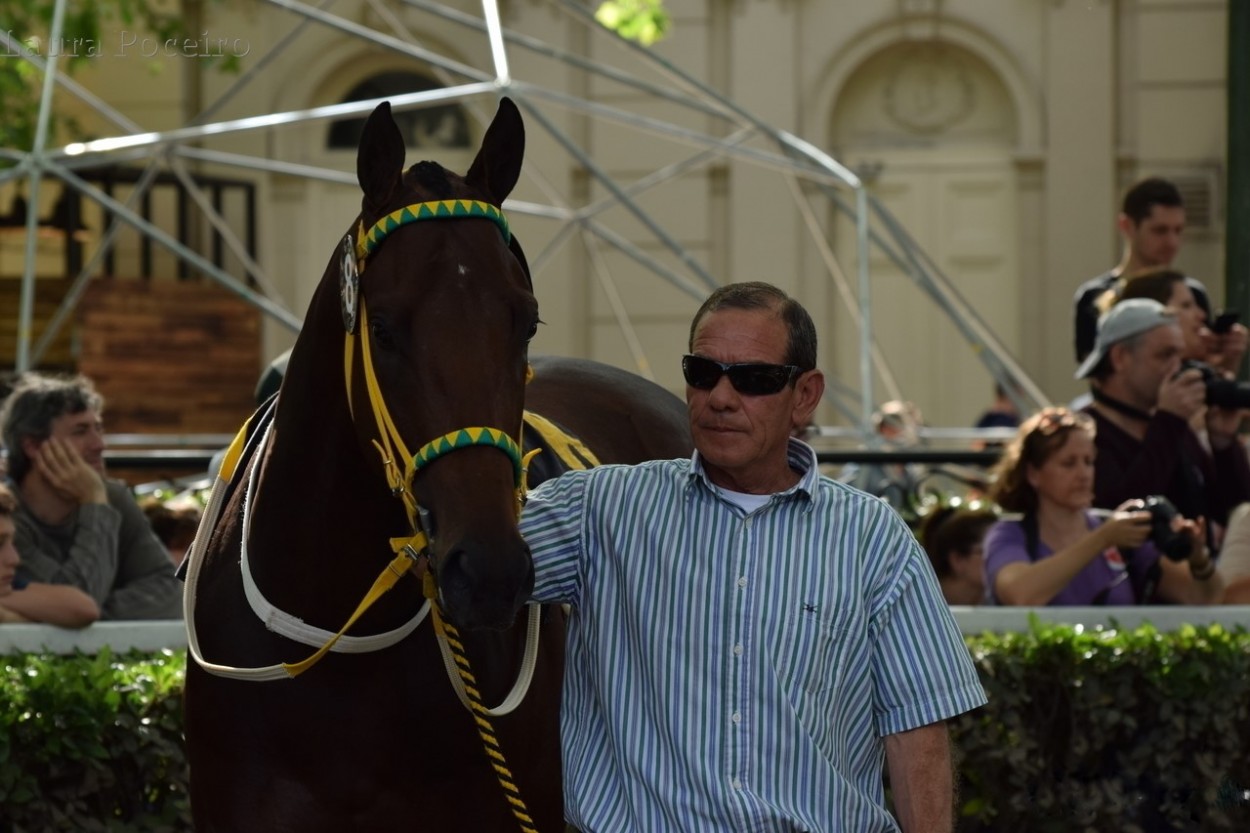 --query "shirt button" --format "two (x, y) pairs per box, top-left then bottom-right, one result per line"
(731, 712), (741, 724)
(737, 577), (747, 588)
(731, 777), (742, 790)
(733, 644), (743, 656)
